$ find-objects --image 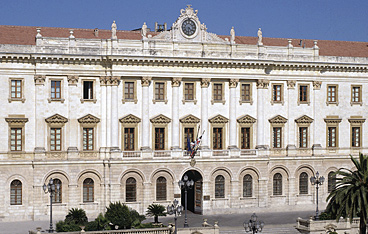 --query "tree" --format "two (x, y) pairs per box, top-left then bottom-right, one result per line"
(105, 201), (132, 229)
(65, 208), (88, 225)
(146, 204), (166, 223)
(326, 153), (368, 234)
